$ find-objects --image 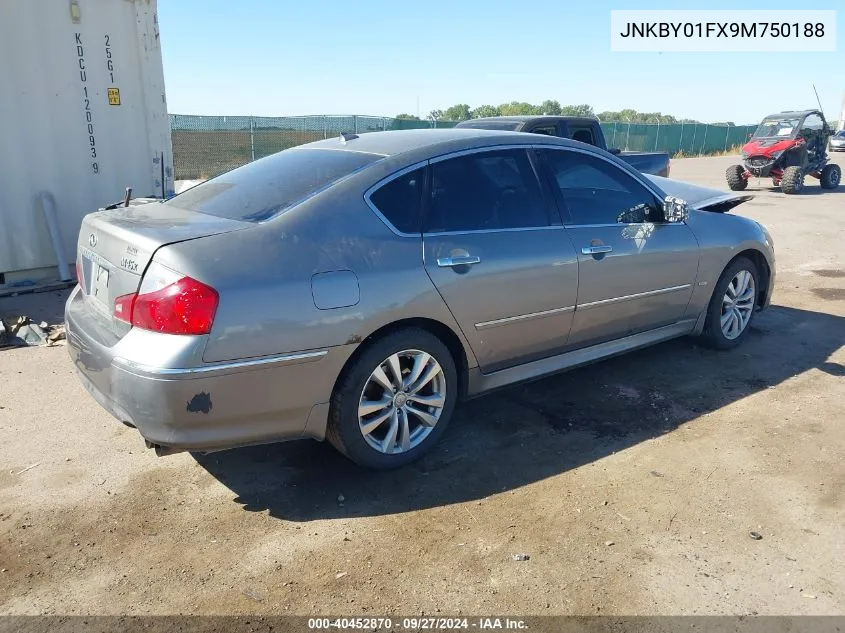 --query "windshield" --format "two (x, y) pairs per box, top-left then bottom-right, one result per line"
(165, 148), (380, 222)
(751, 117), (801, 140)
